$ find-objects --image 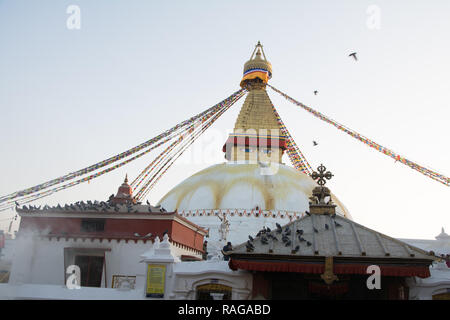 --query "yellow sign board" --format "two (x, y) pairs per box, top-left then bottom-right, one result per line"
(146, 264), (166, 298)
